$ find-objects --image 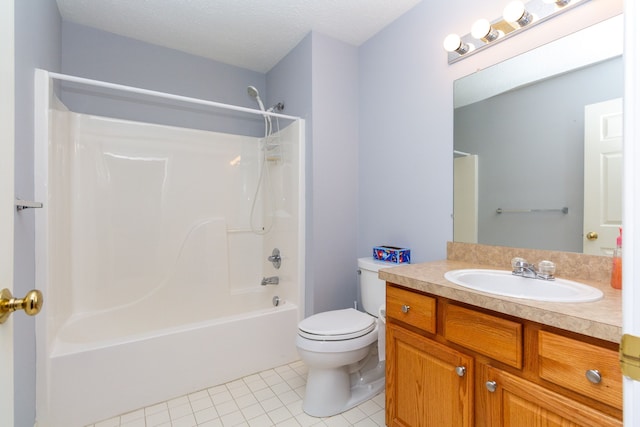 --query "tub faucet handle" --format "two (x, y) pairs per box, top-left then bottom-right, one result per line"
(268, 248), (281, 269)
